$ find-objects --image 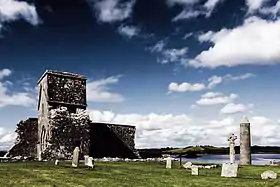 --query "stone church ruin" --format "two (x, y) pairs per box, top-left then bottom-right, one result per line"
(7, 70), (140, 160)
